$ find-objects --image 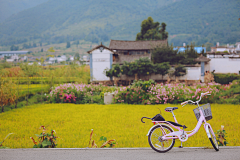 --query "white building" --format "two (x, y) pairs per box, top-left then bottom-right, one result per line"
(87, 43), (114, 82)
(0, 51), (28, 58)
(235, 42), (240, 54)
(48, 55), (67, 64)
(211, 42), (236, 53)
